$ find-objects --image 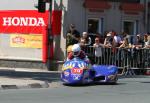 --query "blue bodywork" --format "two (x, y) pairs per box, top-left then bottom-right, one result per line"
(61, 58), (118, 85)
(92, 65), (118, 83)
